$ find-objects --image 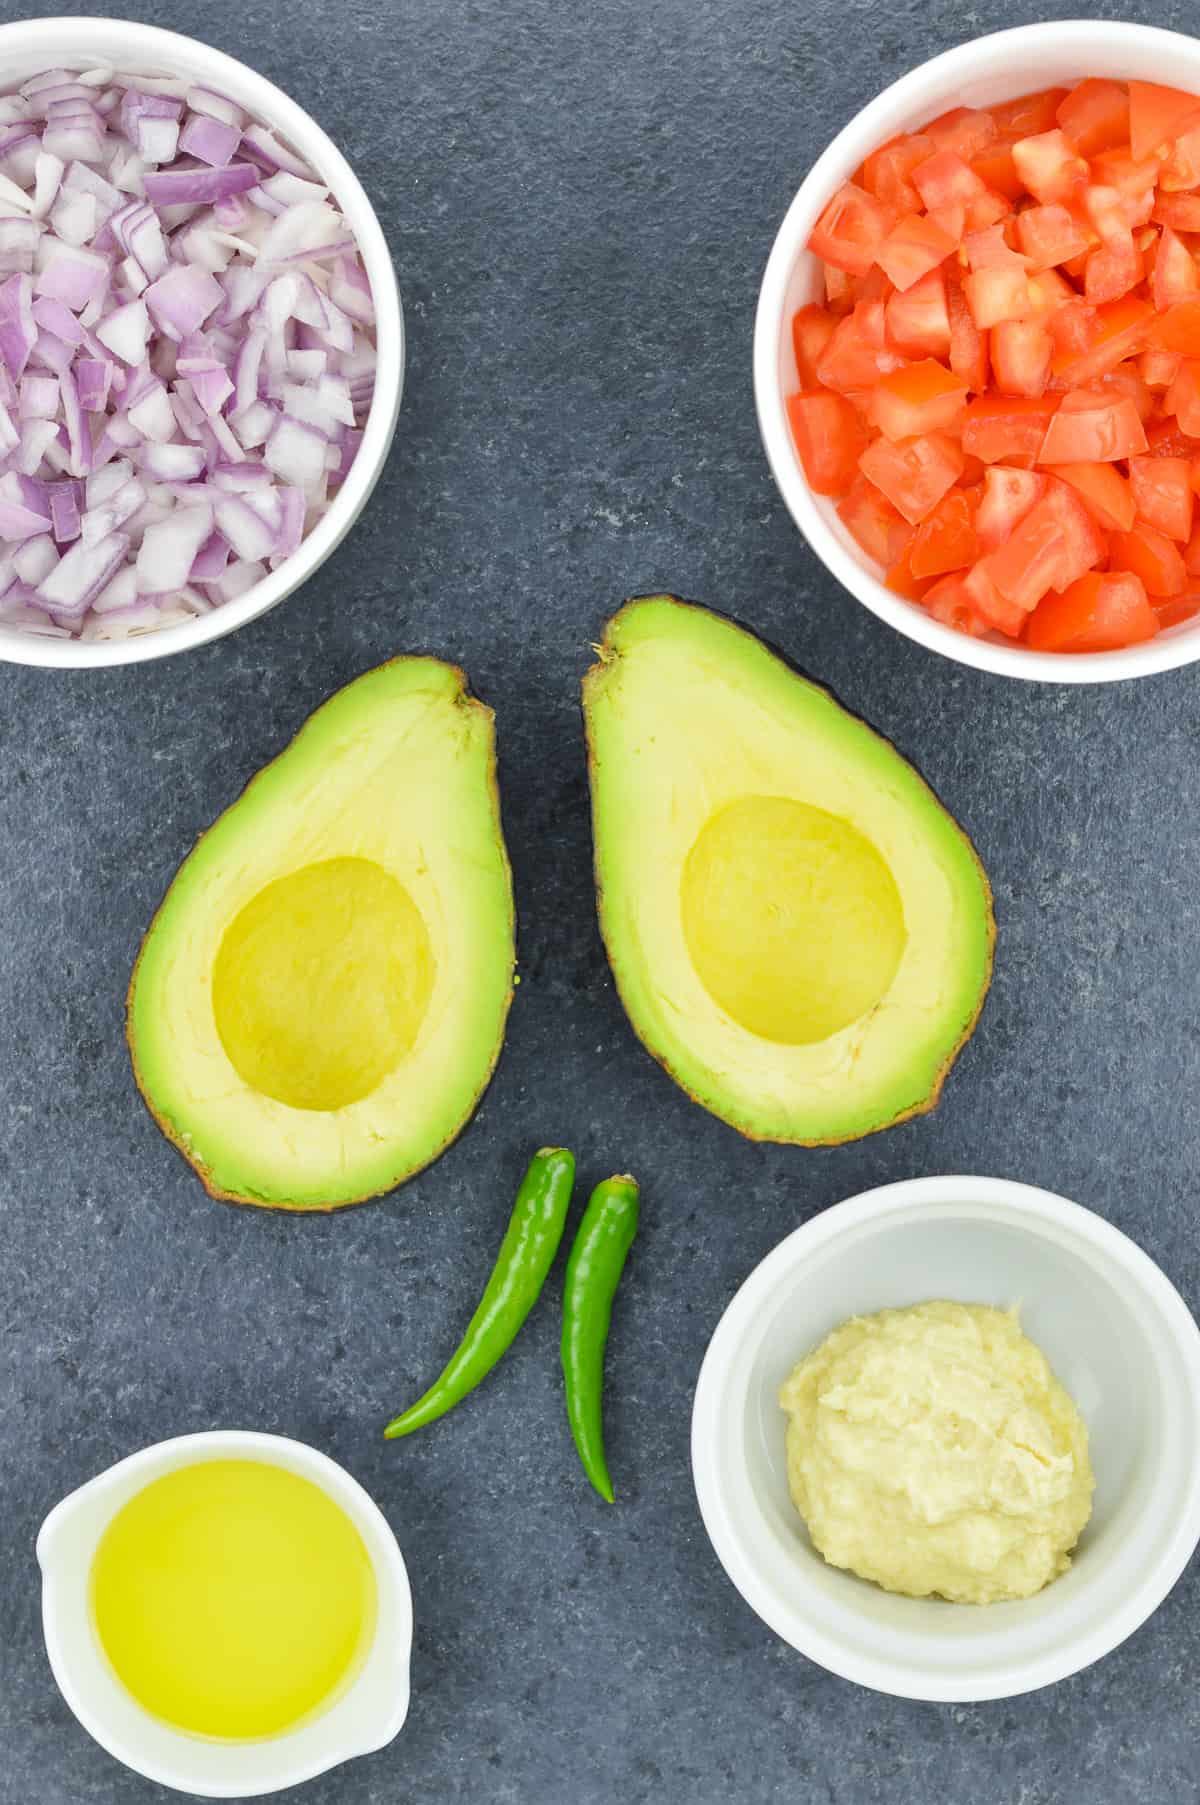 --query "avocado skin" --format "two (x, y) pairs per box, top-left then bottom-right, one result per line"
(582, 596), (995, 1145)
(127, 658), (516, 1212)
